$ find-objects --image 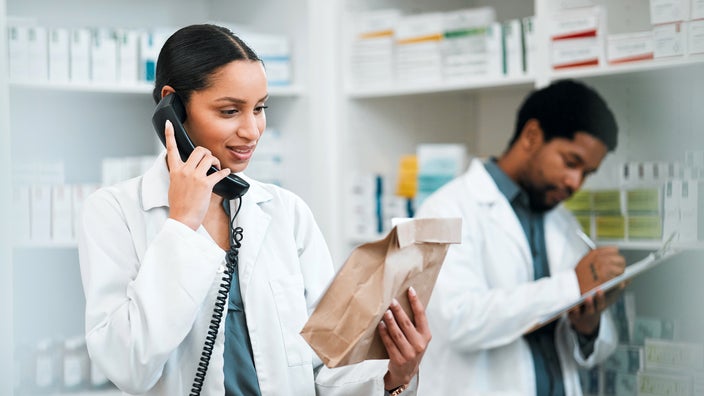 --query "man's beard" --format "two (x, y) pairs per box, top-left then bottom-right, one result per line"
(526, 185), (560, 213)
